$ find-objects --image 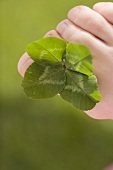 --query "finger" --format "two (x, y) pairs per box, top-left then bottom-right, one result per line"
(68, 5), (113, 44)
(56, 19), (107, 58)
(93, 2), (113, 25)
(44, 30), (61, 38)
(18, 52), (33, 77)
(85, 99), (113, 120)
